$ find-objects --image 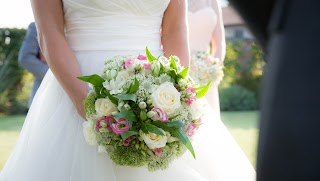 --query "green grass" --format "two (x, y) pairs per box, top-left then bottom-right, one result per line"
(0, 115), (25, 171)
(0, 112), (259, 171)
